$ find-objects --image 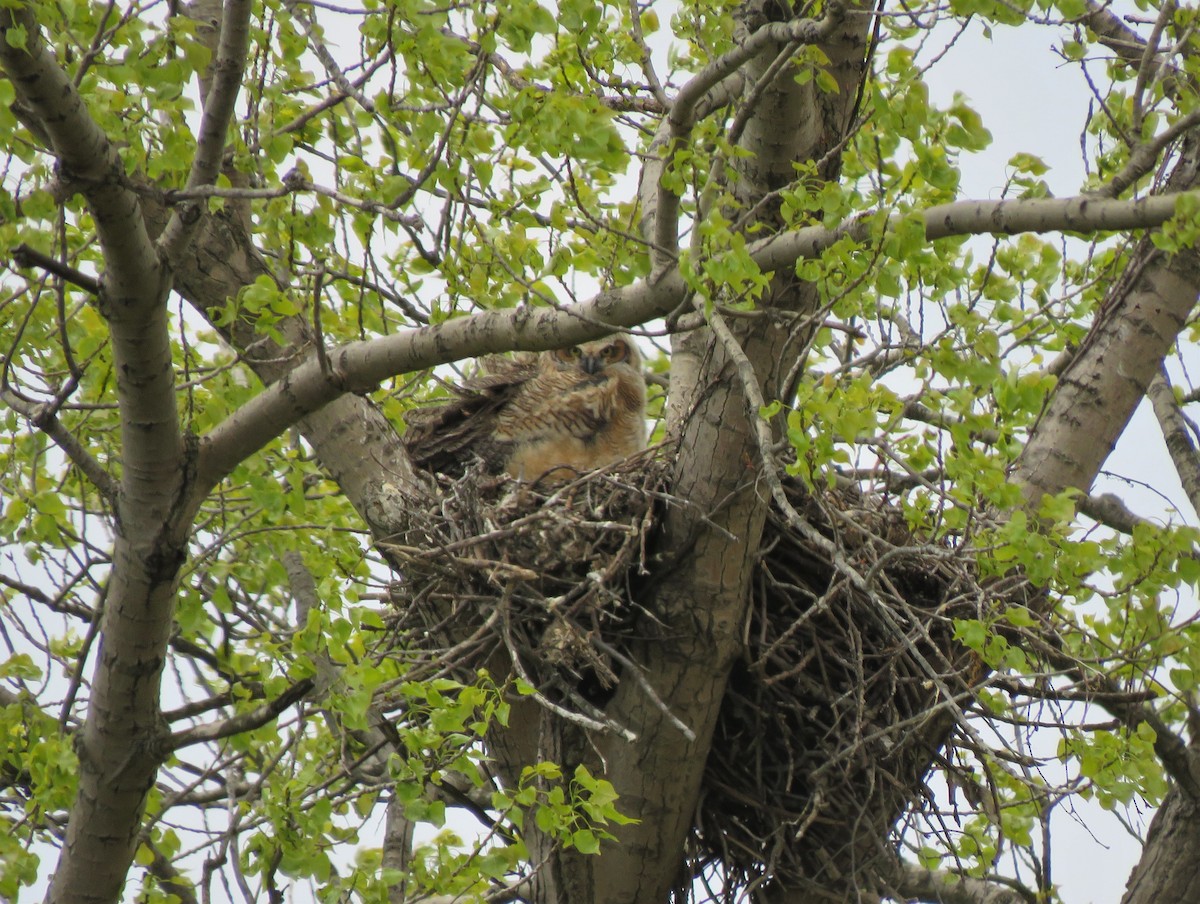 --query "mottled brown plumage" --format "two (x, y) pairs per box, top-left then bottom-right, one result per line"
(404, 337), (647, 481)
